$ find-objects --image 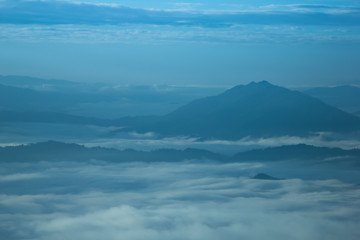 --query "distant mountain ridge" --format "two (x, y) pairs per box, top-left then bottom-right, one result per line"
(0, 75), (77, 89)
(0, 110), (112, 126)
(0, 82), (110, 112)
(2, 80), (360, 140)
(0, 141), (225, 162)
(304, 85), (360, 114)
(118, 81), (360, 139)
(233, 144), (360, 162)
(0, 75), (226, 119)
(1, 141), (359, 165)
